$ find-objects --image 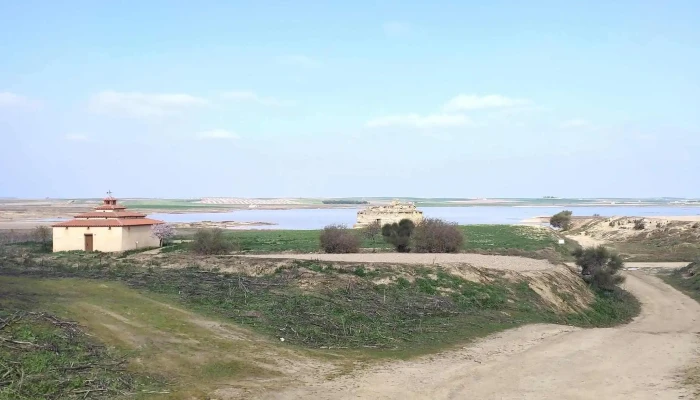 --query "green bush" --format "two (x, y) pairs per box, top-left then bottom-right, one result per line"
(382, 219), (415, 252)
(550, 210), (573, 230)
(633, 219), (646, 230)
(190, 228), (233, 255)
(572, 246), (625, 291)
